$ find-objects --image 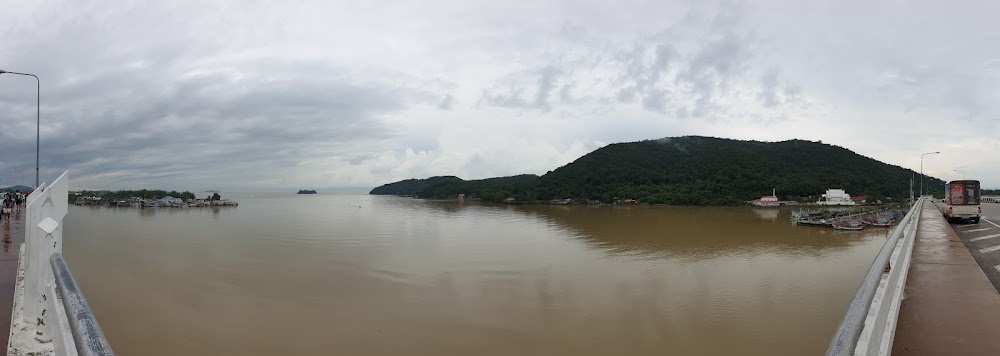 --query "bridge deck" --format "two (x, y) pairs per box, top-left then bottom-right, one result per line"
(892, 202), (1000, 354)
(0, 210), (26, 350)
